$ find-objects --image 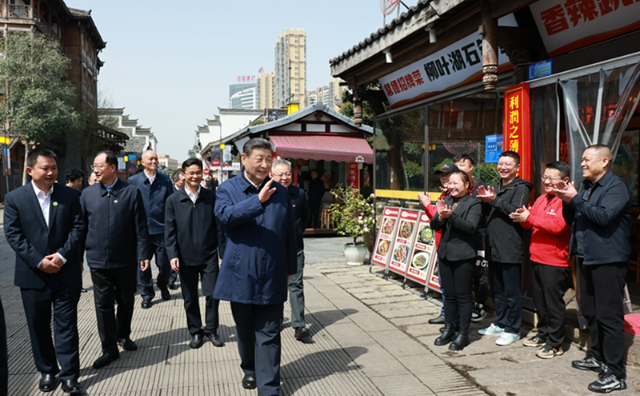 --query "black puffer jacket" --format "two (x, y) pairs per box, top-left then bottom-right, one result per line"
(484, 177), (533, 263)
